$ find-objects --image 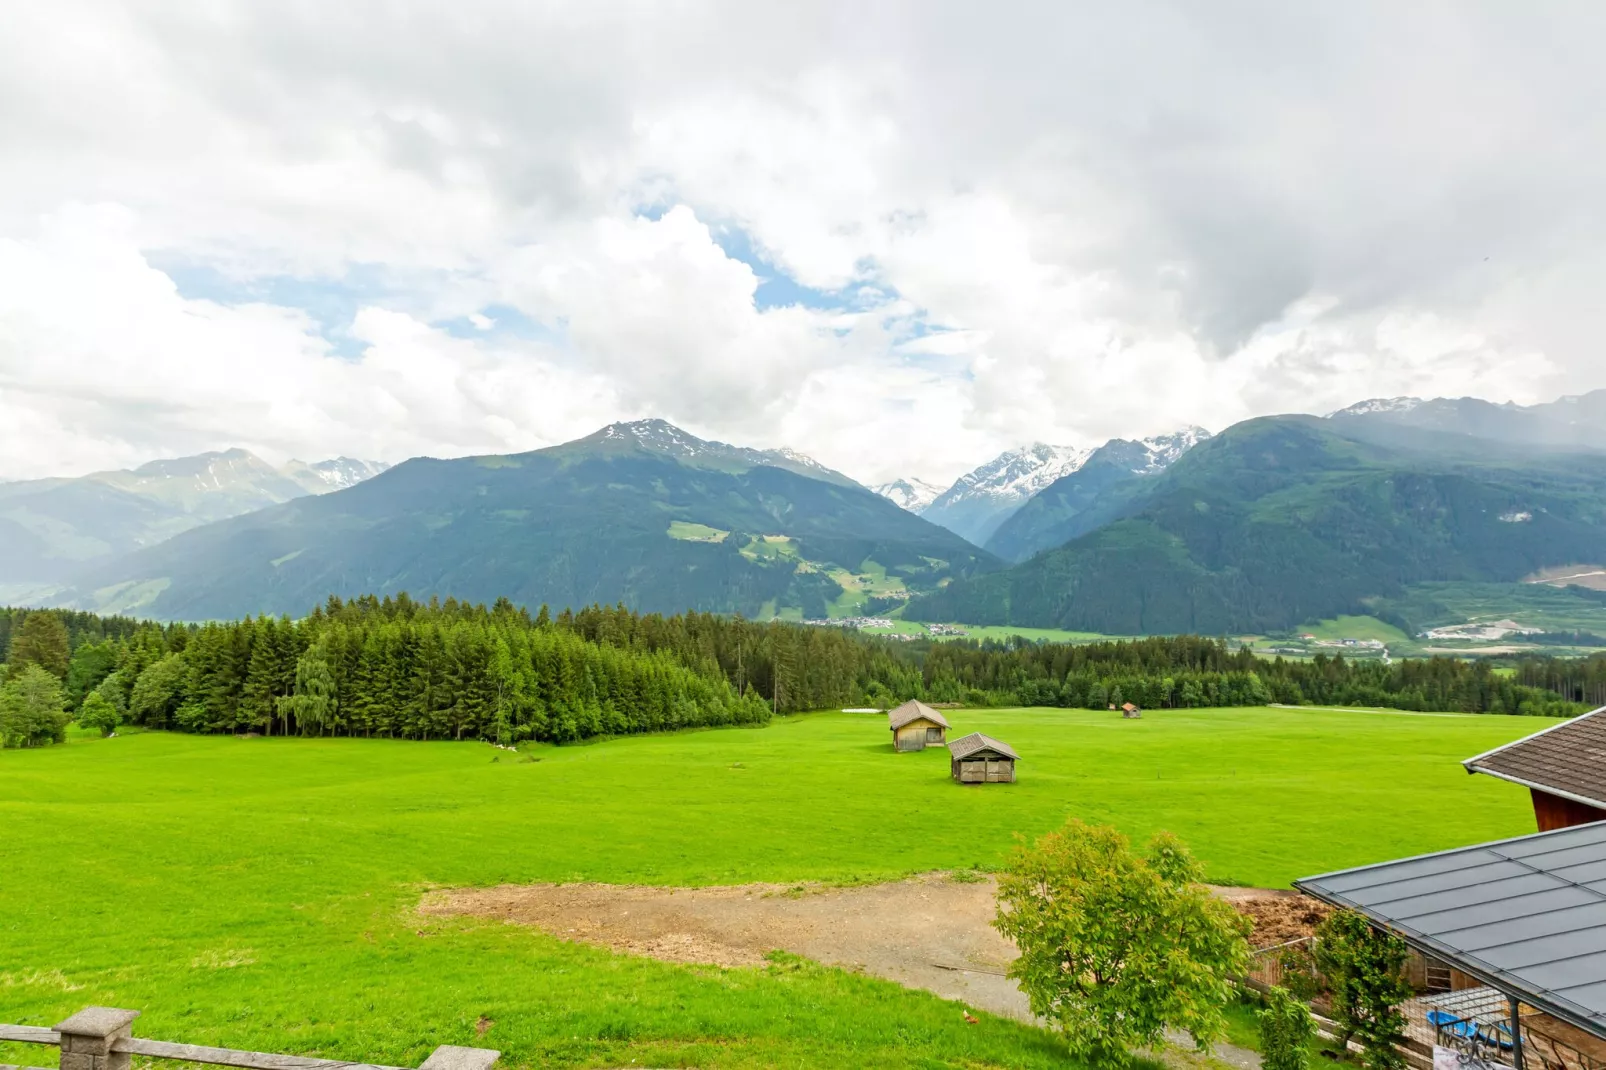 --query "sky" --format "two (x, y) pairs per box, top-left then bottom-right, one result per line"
(3, 2), (1606, 487)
